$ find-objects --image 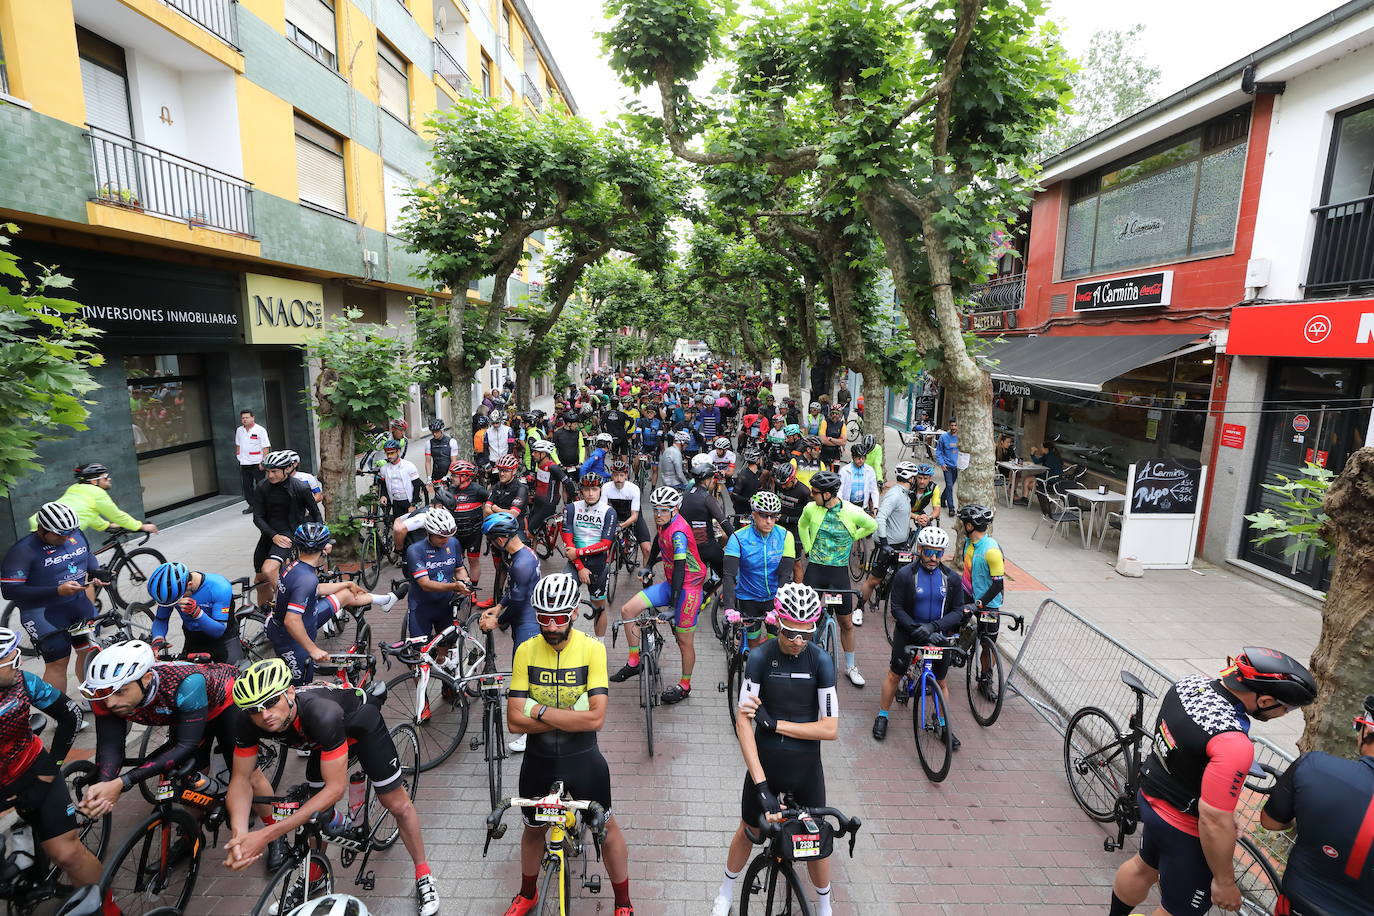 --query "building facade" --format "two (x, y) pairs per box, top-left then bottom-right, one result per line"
(0, 0), (575, 539)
